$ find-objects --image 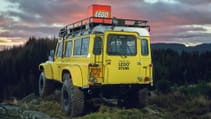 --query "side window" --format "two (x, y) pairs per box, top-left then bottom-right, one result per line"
(56, 42), (63, 57)
(81, 37), (90, 55)
(73, 37), (90, 56)
(141, 39), (149, 55)
(93, 37), (102, 55)
(64, 41), (72, 57)
(73, 39), (81, 55)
